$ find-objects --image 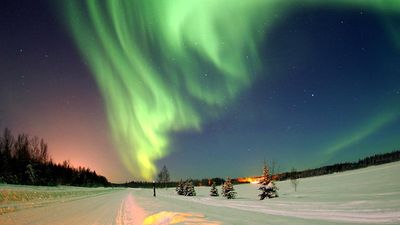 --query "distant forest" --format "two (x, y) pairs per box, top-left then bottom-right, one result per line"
(278, 150), (400, 181)
(0, 128), (108, 187)
(113, 177), (226, 189)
